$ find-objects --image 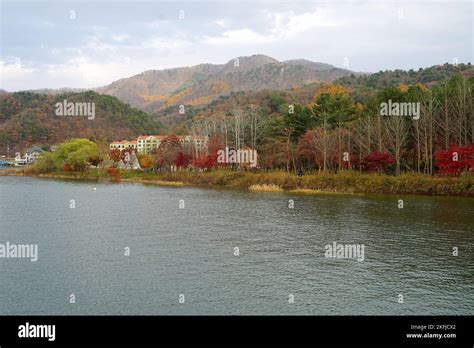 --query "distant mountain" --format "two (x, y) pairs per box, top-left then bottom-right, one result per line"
(96, 54), (356, 114)
(283, 59), (335, 71)
(0, 91), (162, 152)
